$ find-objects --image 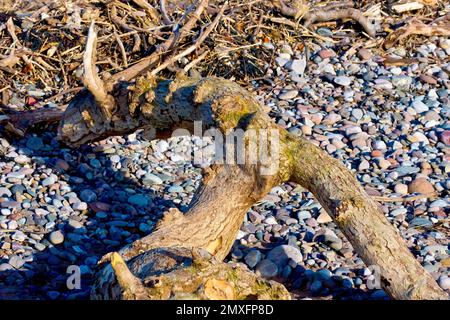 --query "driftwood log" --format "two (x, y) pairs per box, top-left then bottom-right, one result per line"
(57, 71), (447, 300)
(2, 1), (448, 300)
(52, 21), (447, 298)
